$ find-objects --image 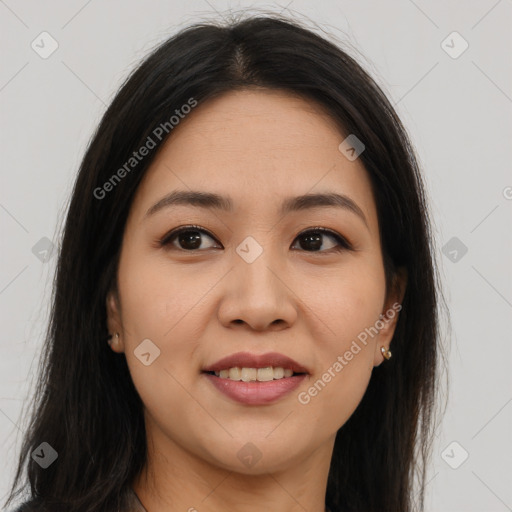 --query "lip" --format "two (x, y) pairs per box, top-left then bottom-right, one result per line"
(203, 373), (307, 405)
(201, 351), (309, 374)
(201, 351), (309, 406)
